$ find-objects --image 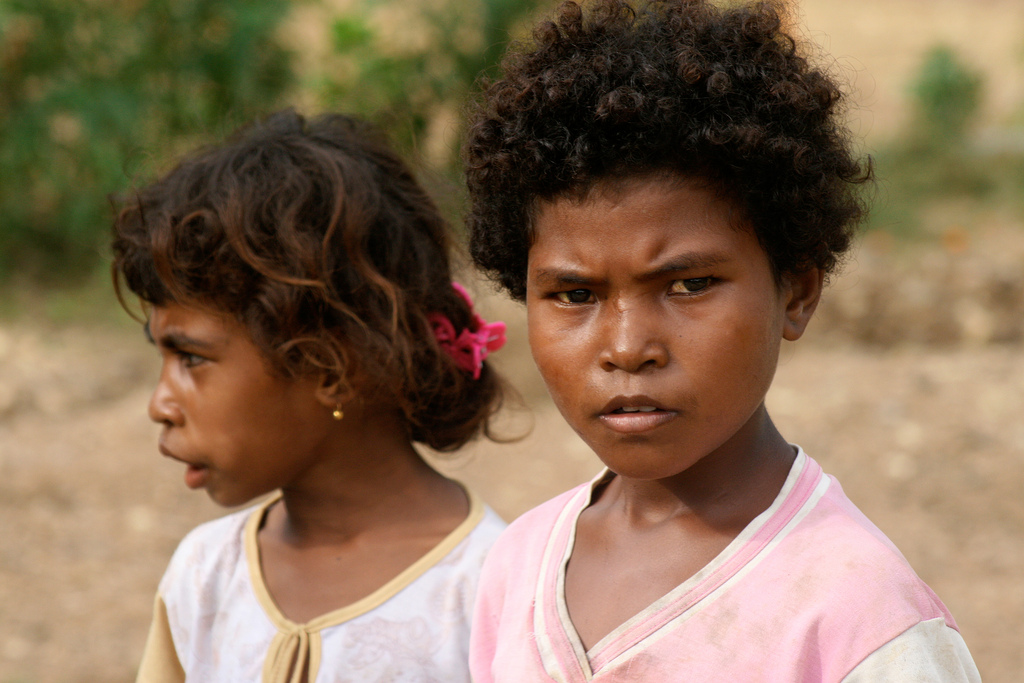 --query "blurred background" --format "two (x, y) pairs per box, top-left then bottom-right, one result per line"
(1, 0), (1022, 680)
